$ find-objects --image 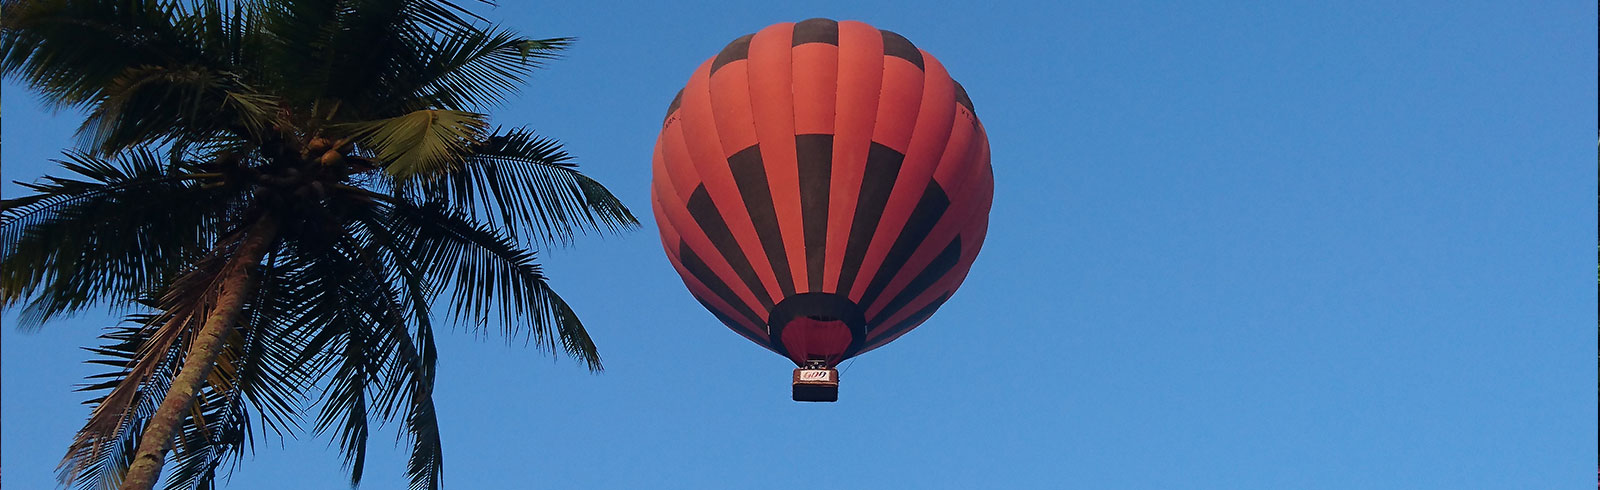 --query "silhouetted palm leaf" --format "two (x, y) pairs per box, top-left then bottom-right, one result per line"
(0, 149), (232, 324)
